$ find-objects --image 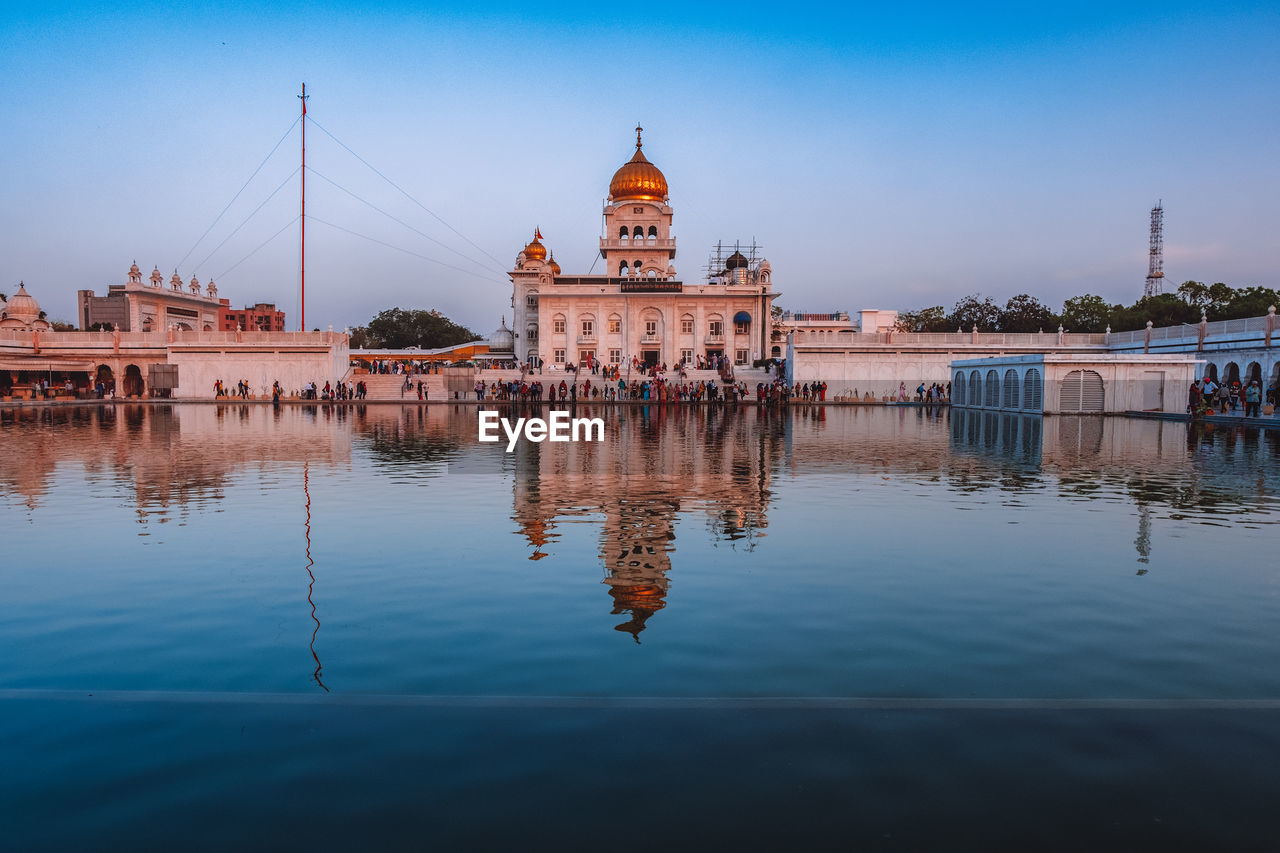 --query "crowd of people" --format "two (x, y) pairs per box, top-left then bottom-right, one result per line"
(1188, 376), (1275, 418)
